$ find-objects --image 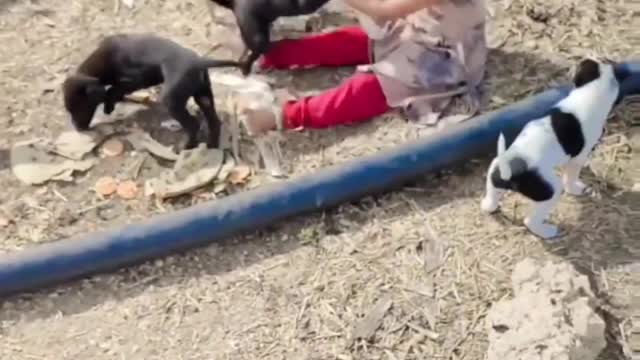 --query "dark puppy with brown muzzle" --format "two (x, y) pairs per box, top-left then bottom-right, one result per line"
(63, 33), (241, 149)
(208, 0), (331, 75)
